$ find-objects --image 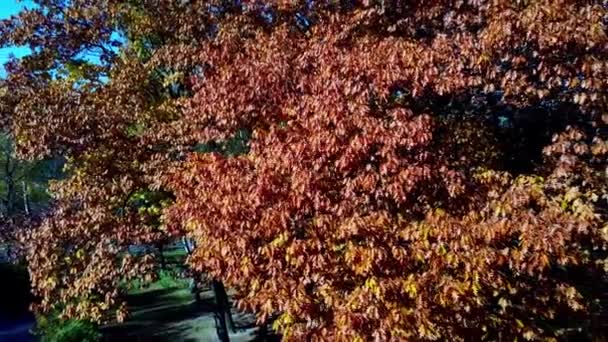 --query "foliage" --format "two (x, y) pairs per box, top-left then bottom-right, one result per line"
(1, 0), (607, 341)
(36, 313), (101, 342)
(154, 269), (190, 290)
(0, 132), (61, 257)
(125, 269), (190, 295)
(0, 133), (61, 213)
